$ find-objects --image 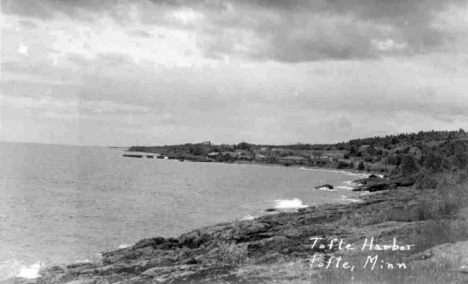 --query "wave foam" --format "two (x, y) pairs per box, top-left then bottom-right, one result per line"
(0, 260), (43, 280)
(118, 244), (132, 249)
(242, 215), (257, 220)
(341, 195), (361, 203)
(274, 198), (308, 209)
(17, 262), (42, 279)
(336, 186), (354, 190)
(317, 186), (336, 191)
